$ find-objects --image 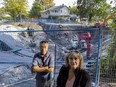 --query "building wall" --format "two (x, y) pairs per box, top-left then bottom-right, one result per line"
(41, 12), (49, 18)
(41, 6), (70, 18)
(49, 7), (70, 16)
